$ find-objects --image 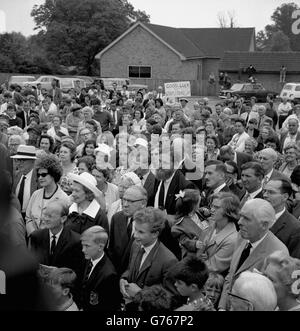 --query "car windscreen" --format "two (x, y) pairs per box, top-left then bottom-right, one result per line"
(60, 79), (73, 89)
(283, 84), (293, 91)
(230, 84), (243, 91)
